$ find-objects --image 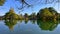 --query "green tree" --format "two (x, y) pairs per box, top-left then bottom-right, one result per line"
(37, 8), (52, 20)
(40, 8), (52, 16)
(0, 0), (5, 6)
(24, 13), (29, 20)
(4, 8), (19, 20)
(48, 7), (58, 20)
(18, 14), (24, 20)
(29, 13), (37, 20)
(37, 7), (58, 20)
